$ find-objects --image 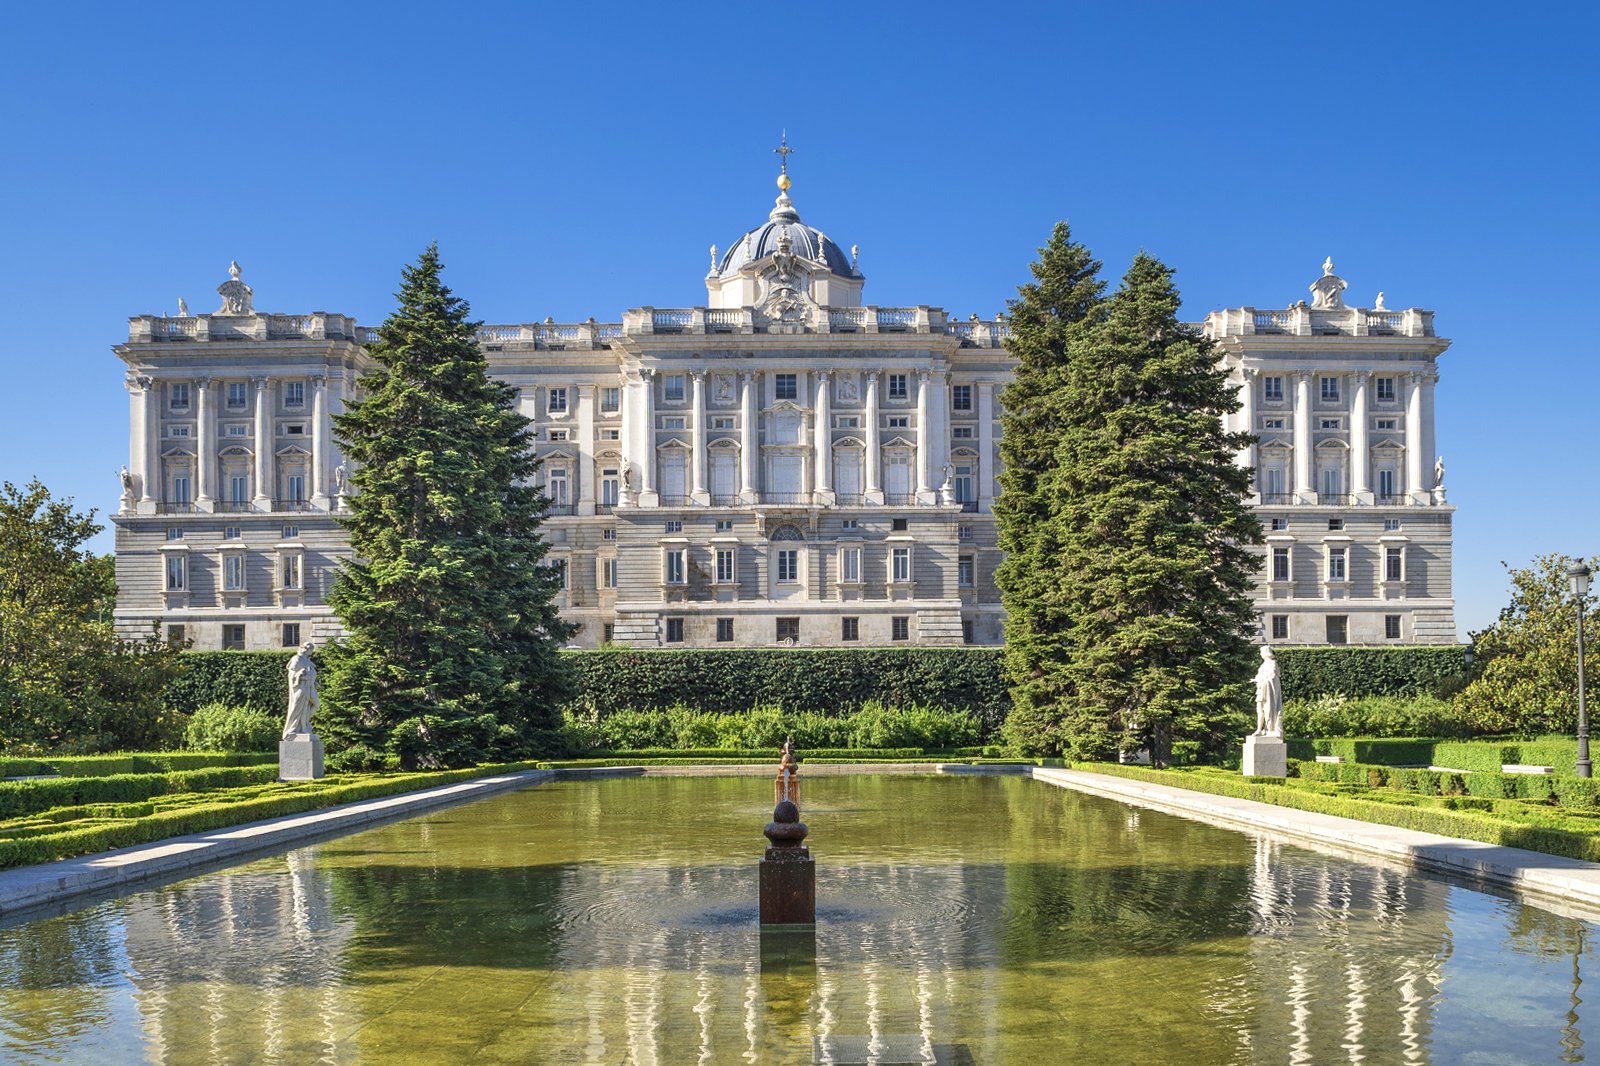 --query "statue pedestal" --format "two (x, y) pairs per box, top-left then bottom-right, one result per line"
(279, 732), (325, 781)
(759, 846), (815, 925)
(1242, 735), (1287, 778)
